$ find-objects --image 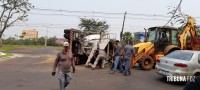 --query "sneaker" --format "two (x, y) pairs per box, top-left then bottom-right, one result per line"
(110, 70), (115, 74)
(123, 72), (130, 76)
